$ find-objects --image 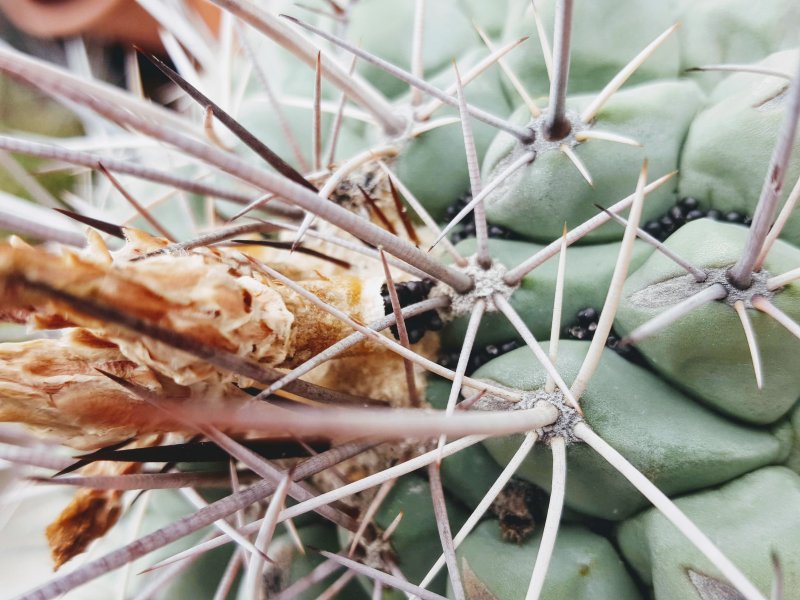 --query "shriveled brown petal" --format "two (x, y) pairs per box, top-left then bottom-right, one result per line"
(0, 238), (392, 387)
(46, 458), (144, 569)
(0, 330), (174, 449)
